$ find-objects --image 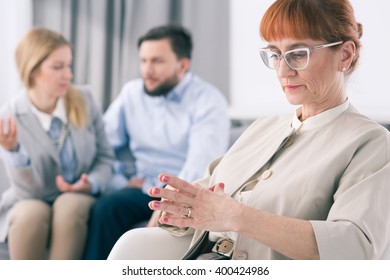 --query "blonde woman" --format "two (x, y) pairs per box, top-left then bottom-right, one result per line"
(0, 27), (114, 259)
